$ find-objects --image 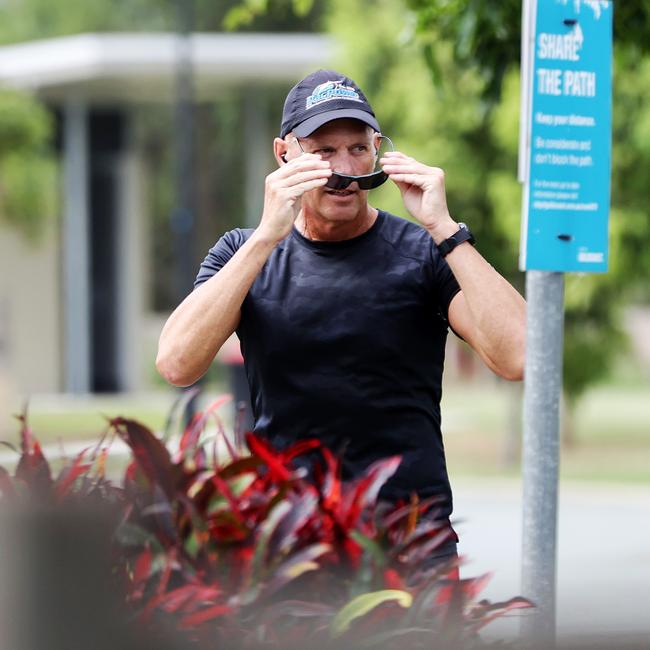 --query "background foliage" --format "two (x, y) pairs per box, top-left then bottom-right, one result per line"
(325, 0), (649, 410)
(0, 0), (647, 410)
(0, 88), (56, 241)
